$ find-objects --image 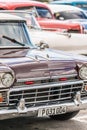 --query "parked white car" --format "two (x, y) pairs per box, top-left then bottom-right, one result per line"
(30, 30), (87, 55)
(1, 10), (87, 56)
(48, 4), (87, 19)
